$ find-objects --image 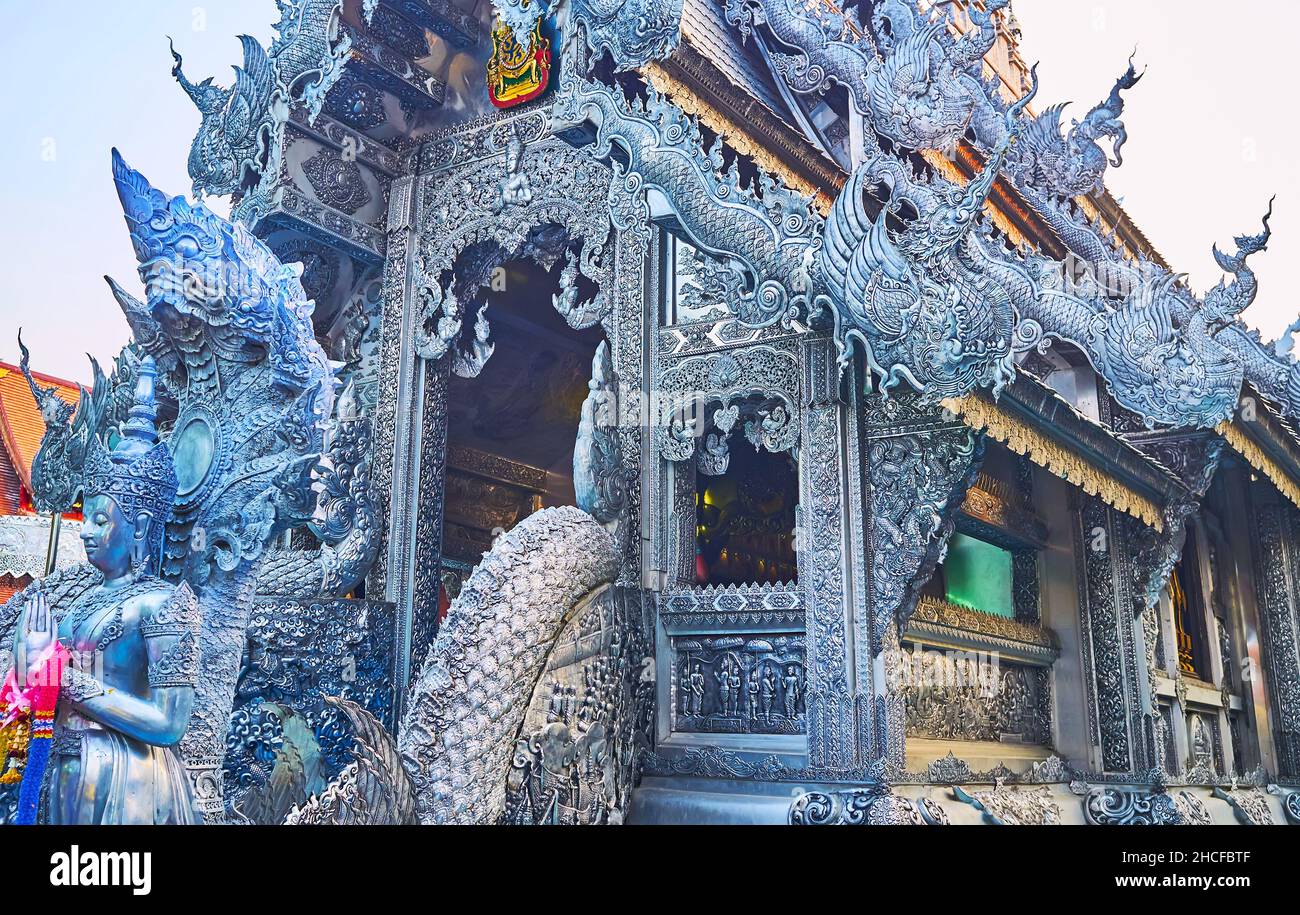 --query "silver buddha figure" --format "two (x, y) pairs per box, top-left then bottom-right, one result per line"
(10, 358), (200, 824)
